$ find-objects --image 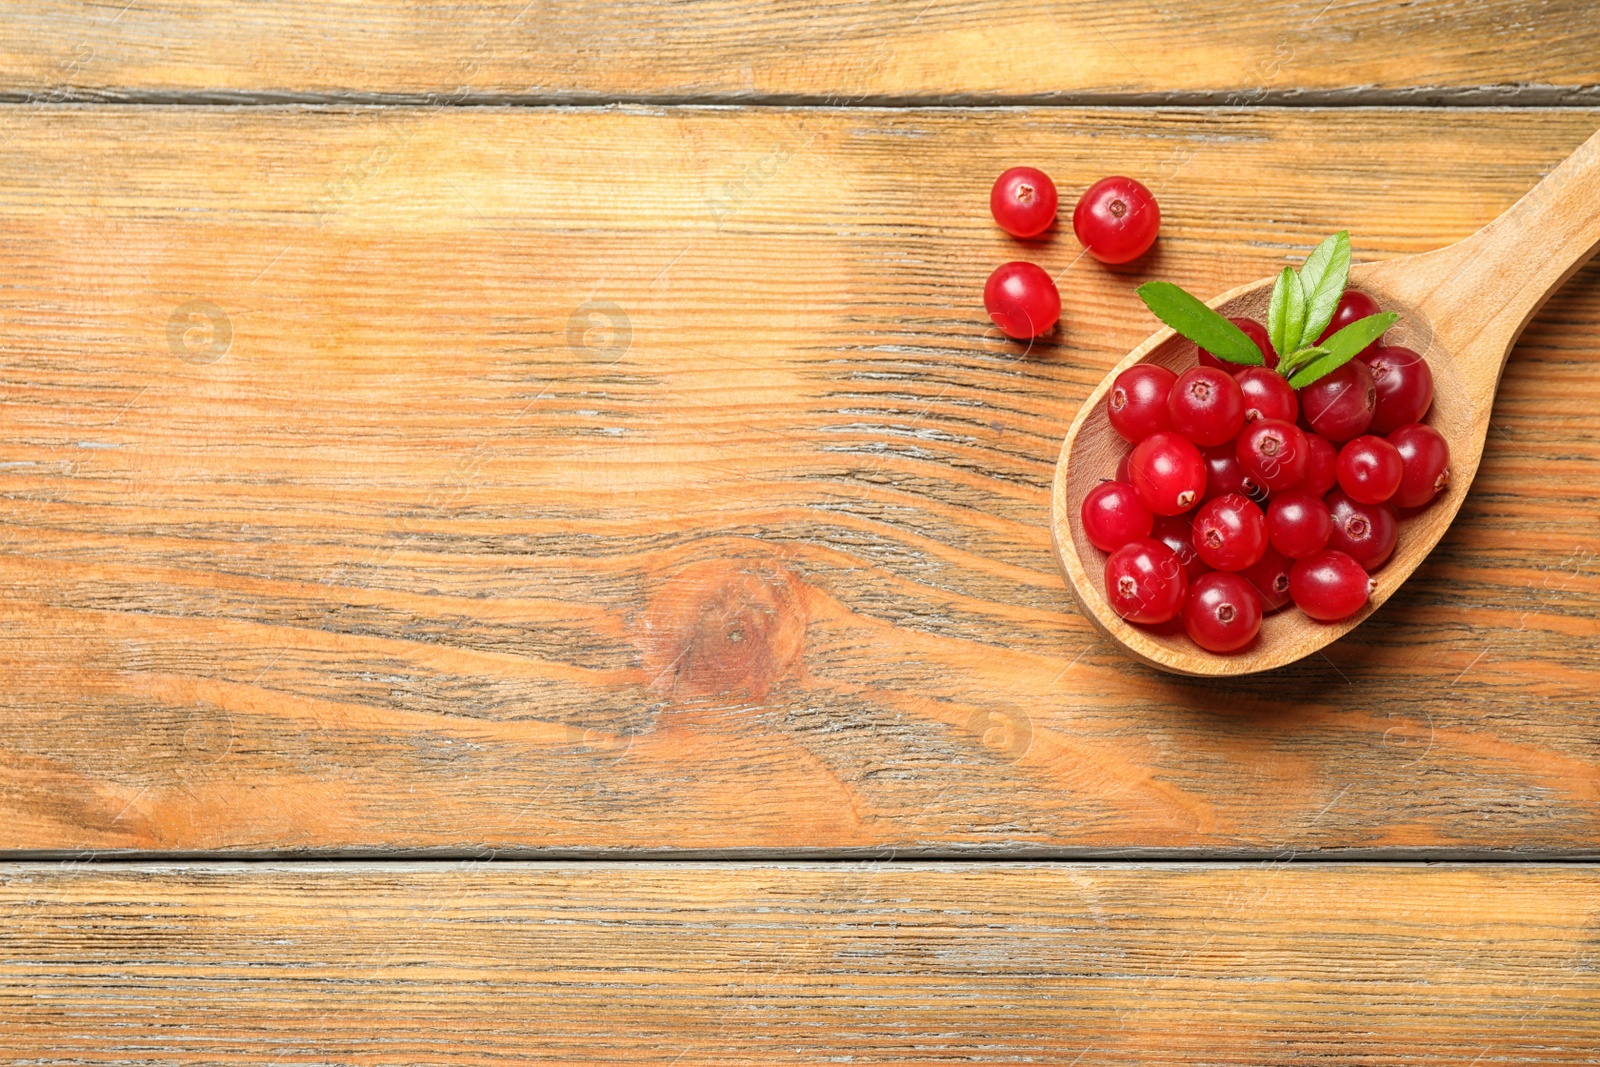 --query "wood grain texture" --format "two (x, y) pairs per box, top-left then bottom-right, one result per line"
(2, 107), (1600, 855)
(2, 1), (1599, 102)
(1, 862), (1596, 1064)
